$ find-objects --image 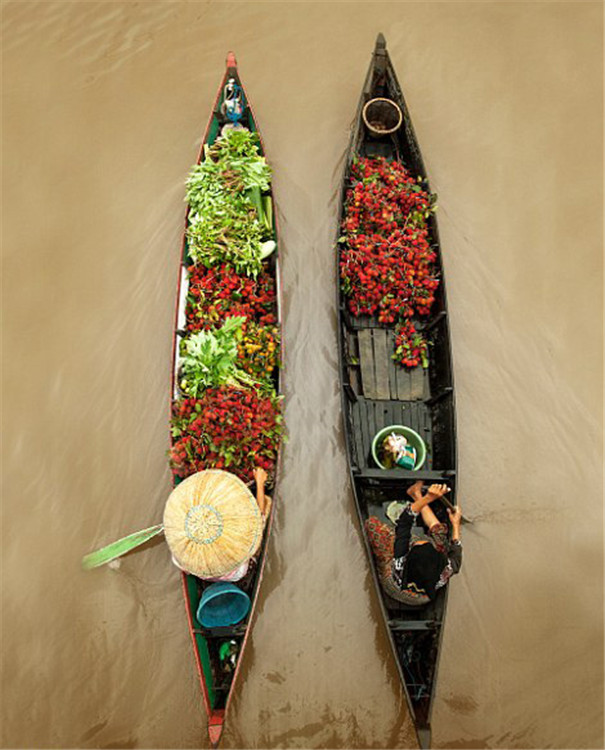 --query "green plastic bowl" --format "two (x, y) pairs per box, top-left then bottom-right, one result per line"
(371, 425), (427, 471)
